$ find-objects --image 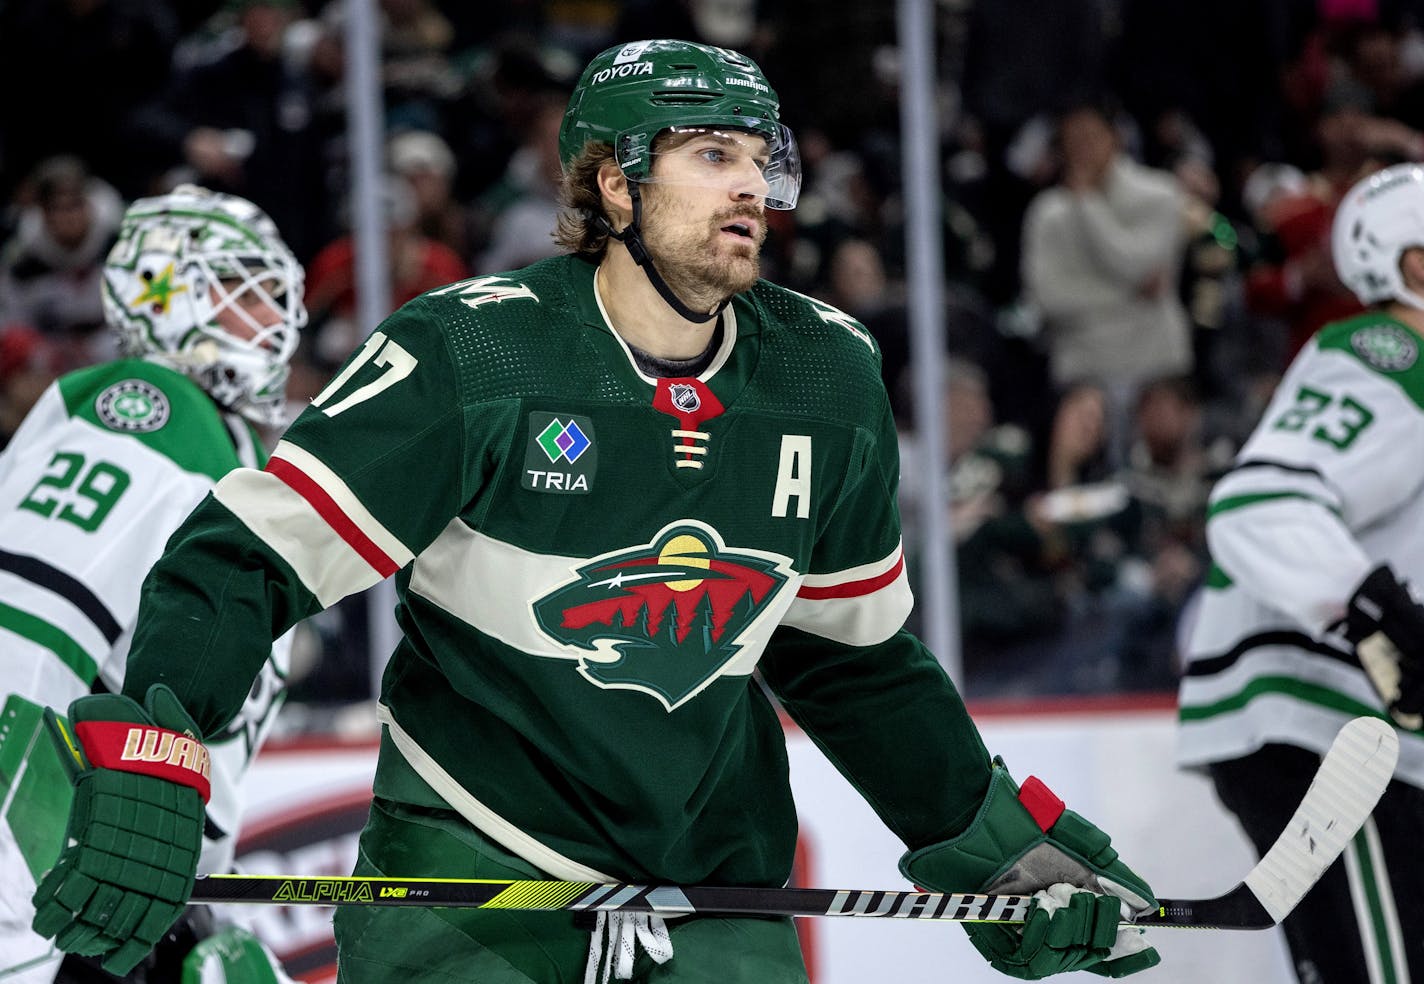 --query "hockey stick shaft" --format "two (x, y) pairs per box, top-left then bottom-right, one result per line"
(193, 717), (1399, 930)
(191, 876), (1034, 922)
